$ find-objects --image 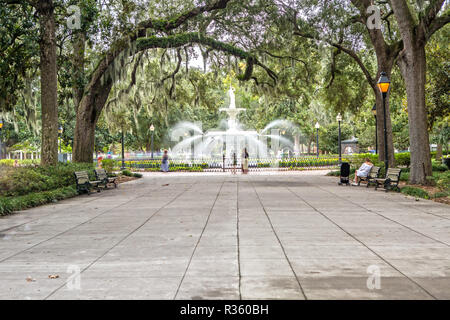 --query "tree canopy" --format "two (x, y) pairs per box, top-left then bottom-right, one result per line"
(0, 0), (448, 184)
